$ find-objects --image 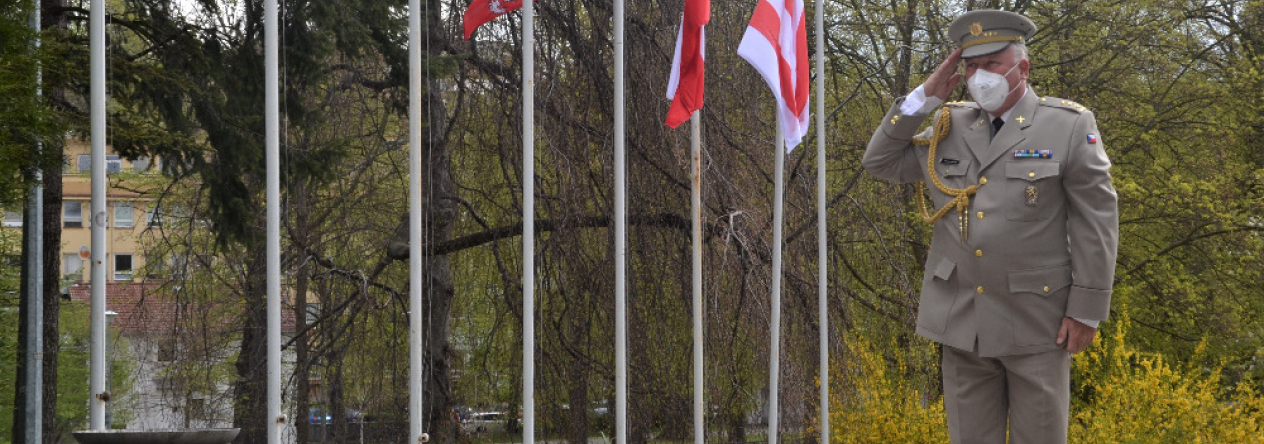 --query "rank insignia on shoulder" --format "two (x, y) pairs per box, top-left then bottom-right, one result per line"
(1013, 149), (1052, 159)
(1040, 97), (1090, 113)
(1087, 134), (1099, 144)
